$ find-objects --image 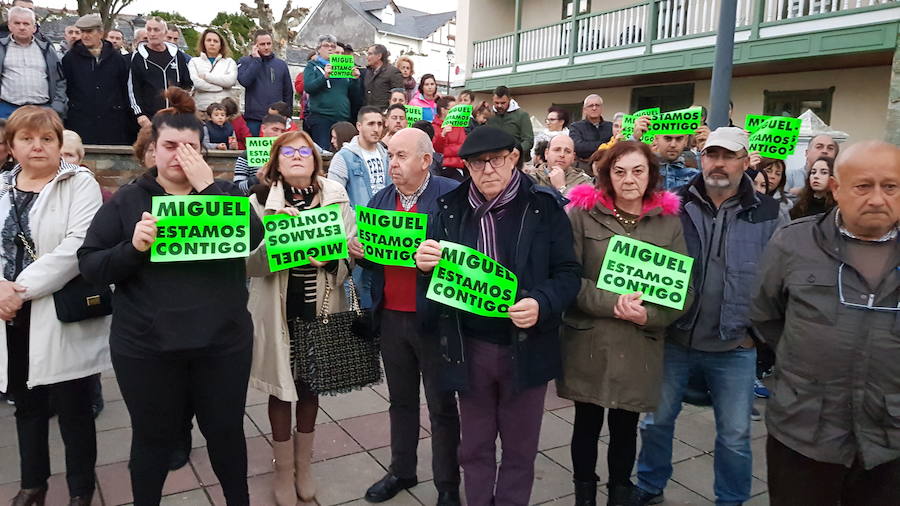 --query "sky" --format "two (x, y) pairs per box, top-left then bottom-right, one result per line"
(39, 0), (455, 25)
